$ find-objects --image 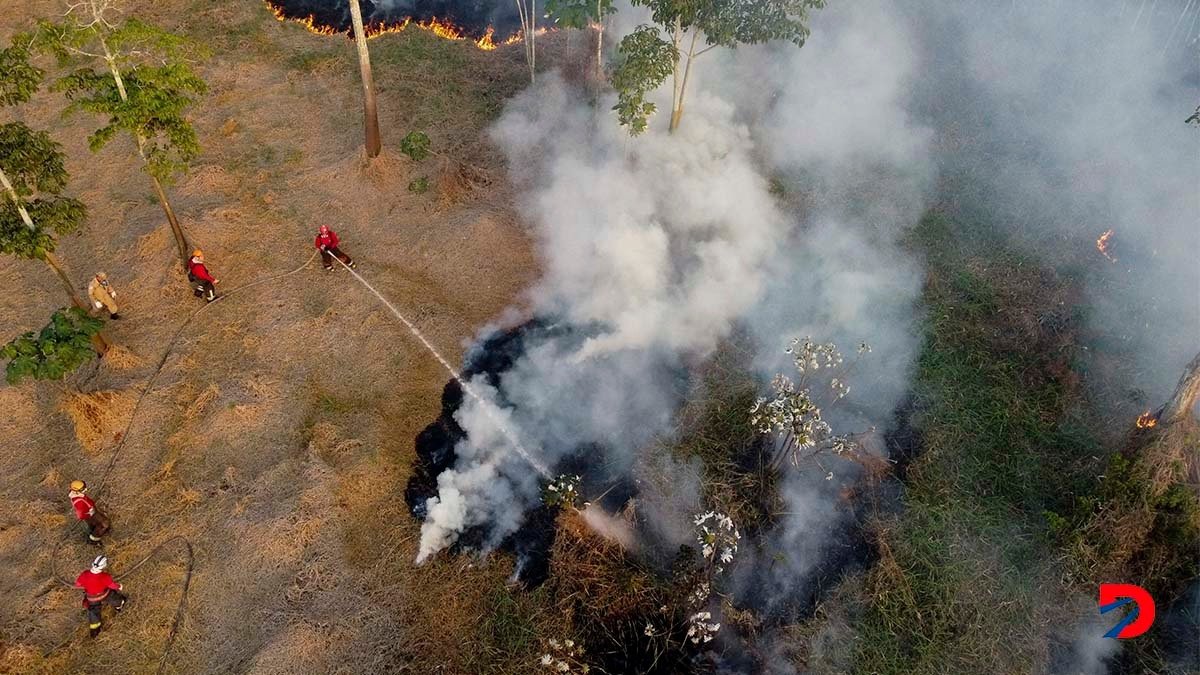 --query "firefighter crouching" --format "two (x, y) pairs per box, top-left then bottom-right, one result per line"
(87, 272), (120, 319)
(75, 555), (127, 637)
(69, 480), (110, 544)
